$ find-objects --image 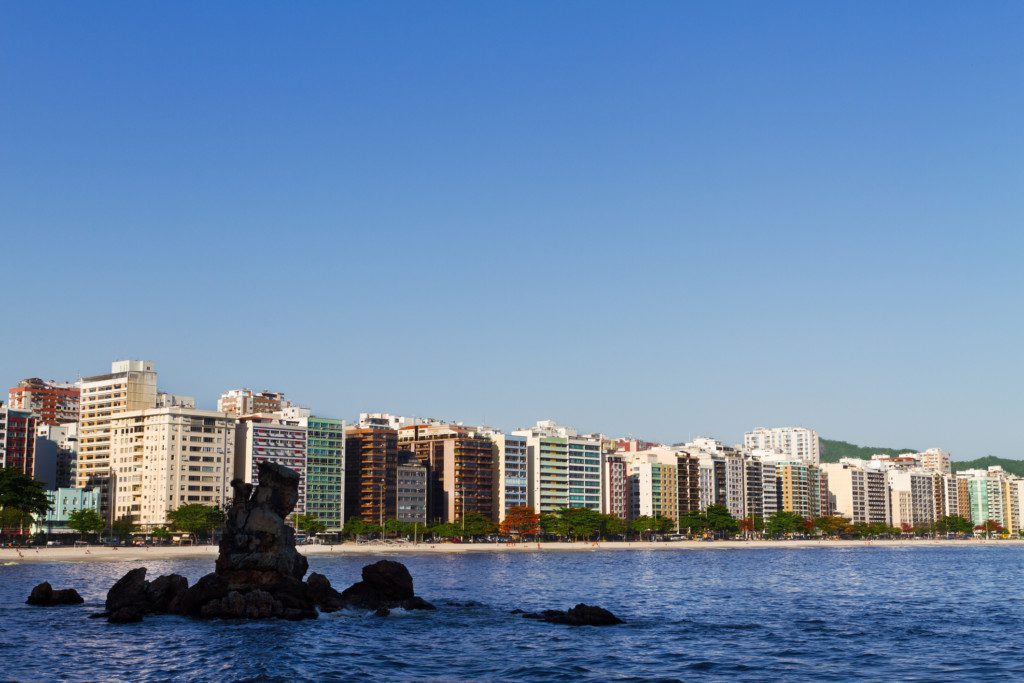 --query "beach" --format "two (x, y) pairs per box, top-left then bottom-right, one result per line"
(3, 538), (1021, 564)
